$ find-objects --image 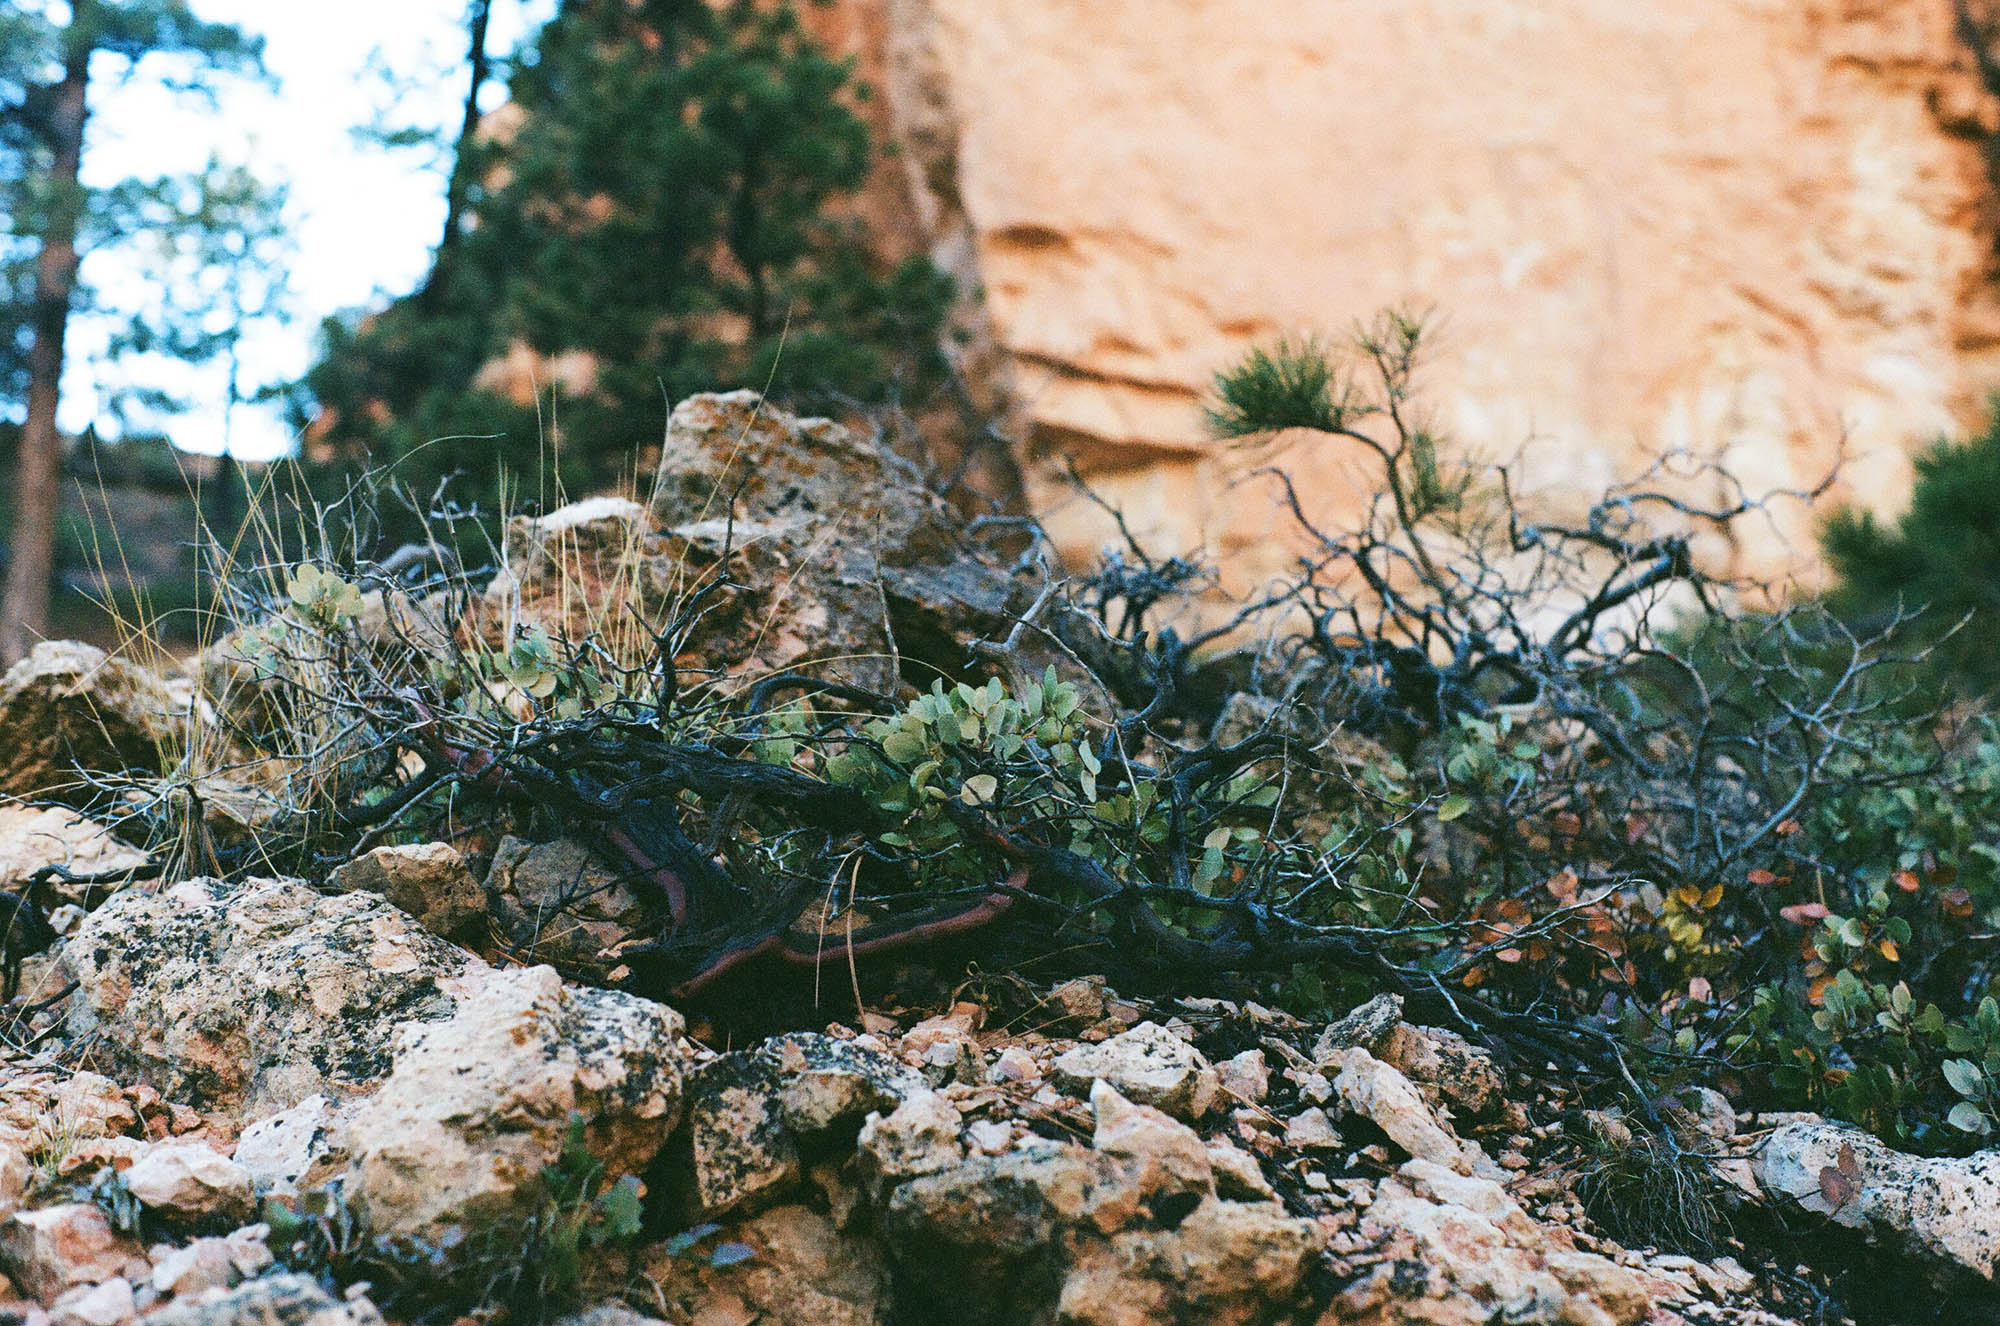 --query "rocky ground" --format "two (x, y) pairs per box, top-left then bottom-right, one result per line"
(0, 829), (1968, 1325)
